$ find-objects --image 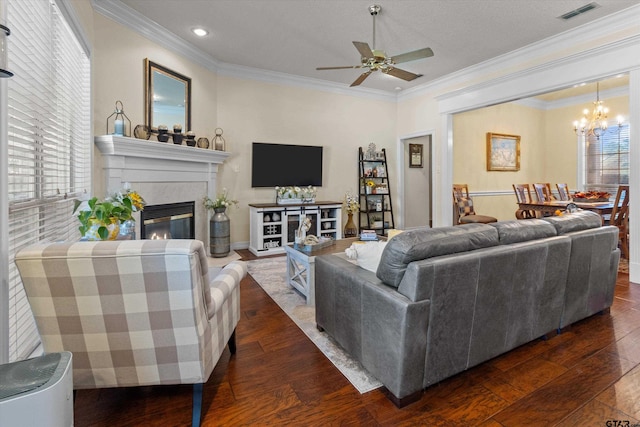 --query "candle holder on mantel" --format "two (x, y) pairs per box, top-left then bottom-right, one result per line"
(212, 127), (225, 151)
(106, 100), (132, 137)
